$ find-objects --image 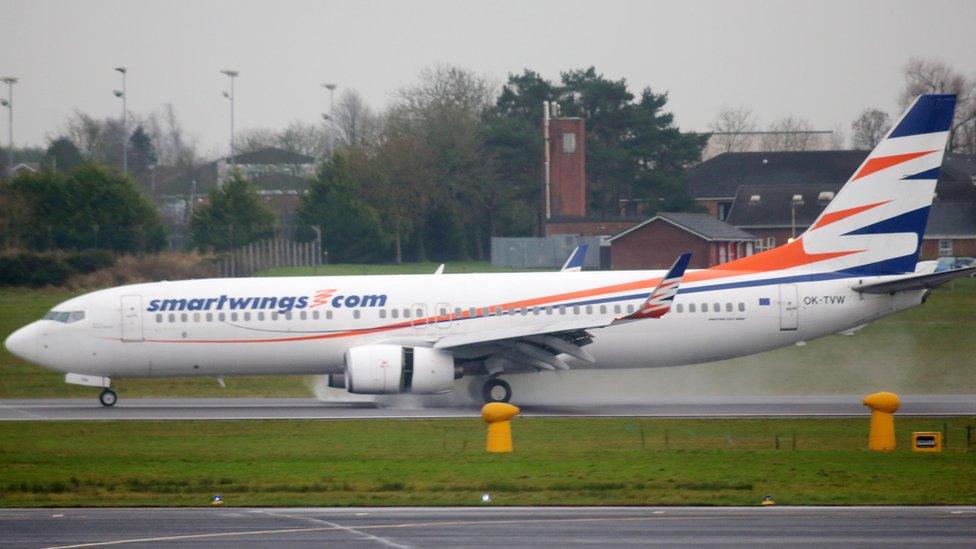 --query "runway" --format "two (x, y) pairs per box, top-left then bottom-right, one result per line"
(1, 506), (974, 548)
(0, 394), (973, 421)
